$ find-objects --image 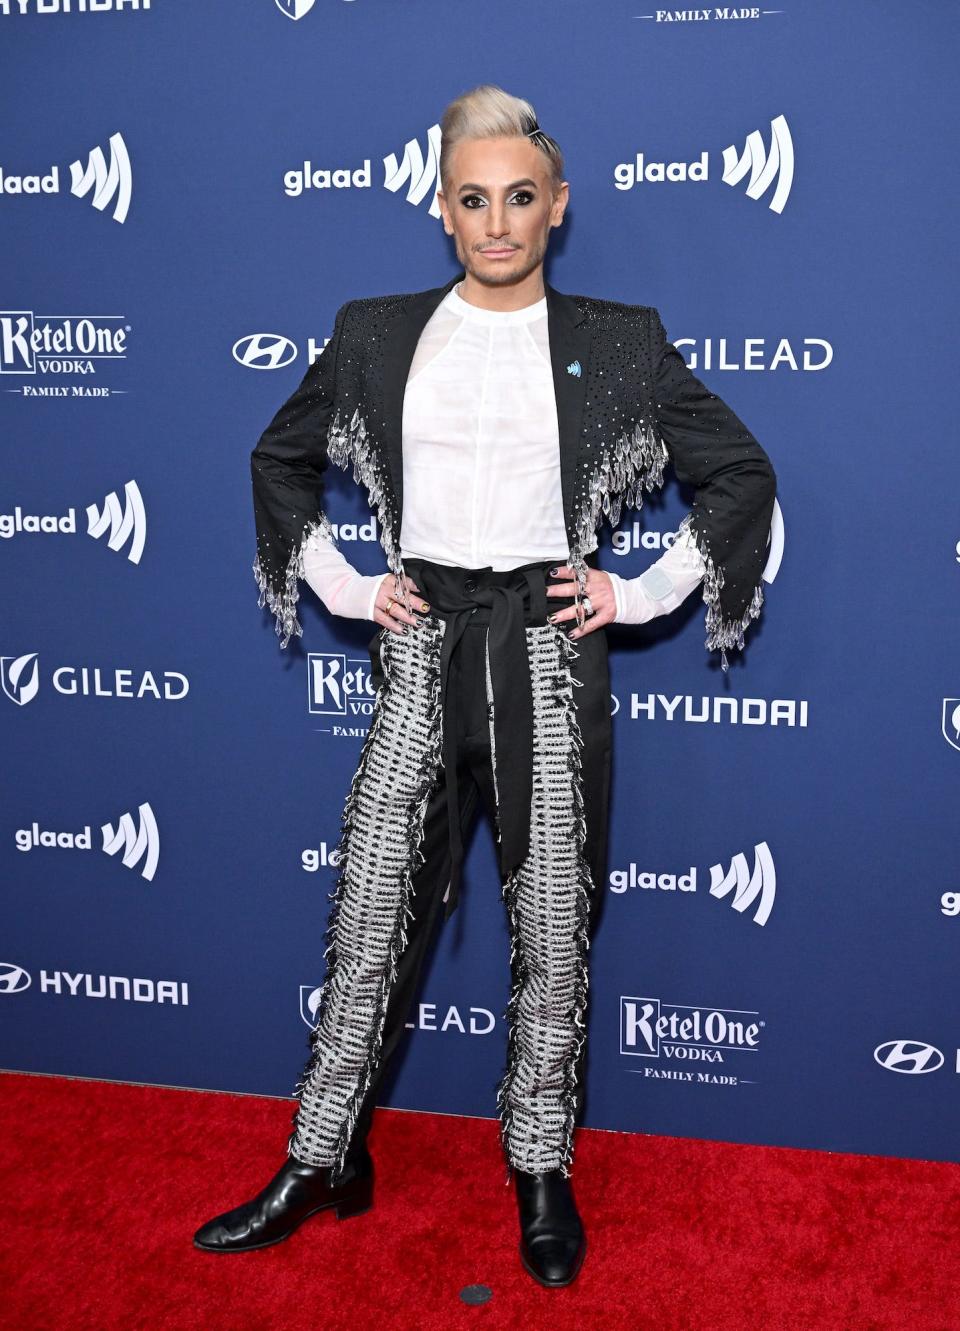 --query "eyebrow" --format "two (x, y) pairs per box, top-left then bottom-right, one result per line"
(457, 178), (539, 192)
